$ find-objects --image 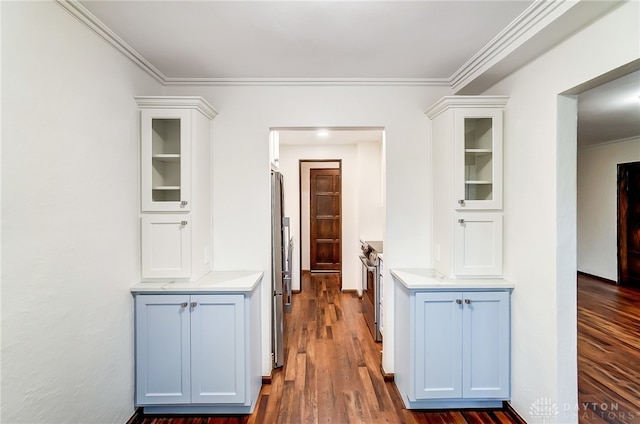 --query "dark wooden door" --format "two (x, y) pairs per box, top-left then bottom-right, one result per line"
(618, 161), (640, 286)
(310, 169), (341, 271)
